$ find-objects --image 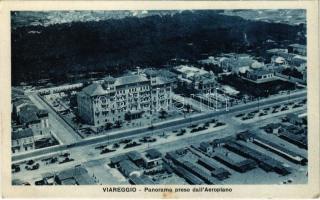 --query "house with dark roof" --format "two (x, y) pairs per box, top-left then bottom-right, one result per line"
(55, 166), (96, 185)
(118, 160), (142, 177)
(143, 149), (163, 169)
(11, 90), (50, 138)
(129, 174), (154, 185)
(286, 113), (303, 125)
(264, 123), (282, 134)
(244, 69), (276, 83)
(17, 105), (50, 138)
(199, 141), (213, 153)
(126, 151), (144, 167)
(11, 128), (35, 153)
(110, 154), (129, 168)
